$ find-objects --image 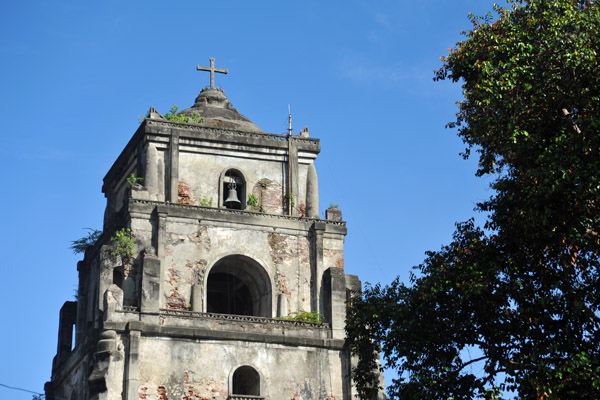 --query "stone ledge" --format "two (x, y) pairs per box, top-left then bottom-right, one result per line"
(112, 309), (331, 341)
(102, 318), (346, 350)
(128, 199), (347, 234)
(159, 309), (327, 329)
